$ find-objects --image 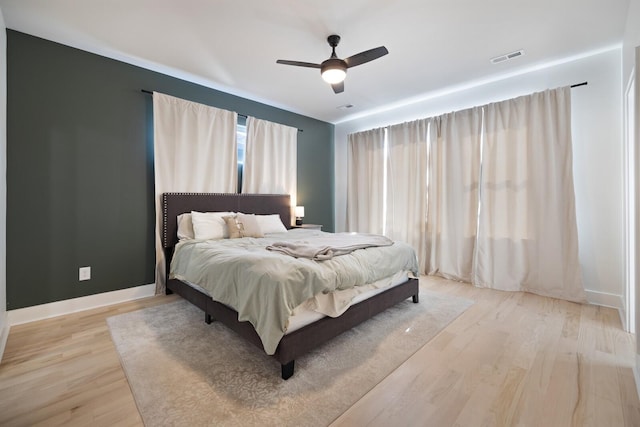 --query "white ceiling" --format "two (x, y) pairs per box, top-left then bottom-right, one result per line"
(0, 0), (630, 124)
